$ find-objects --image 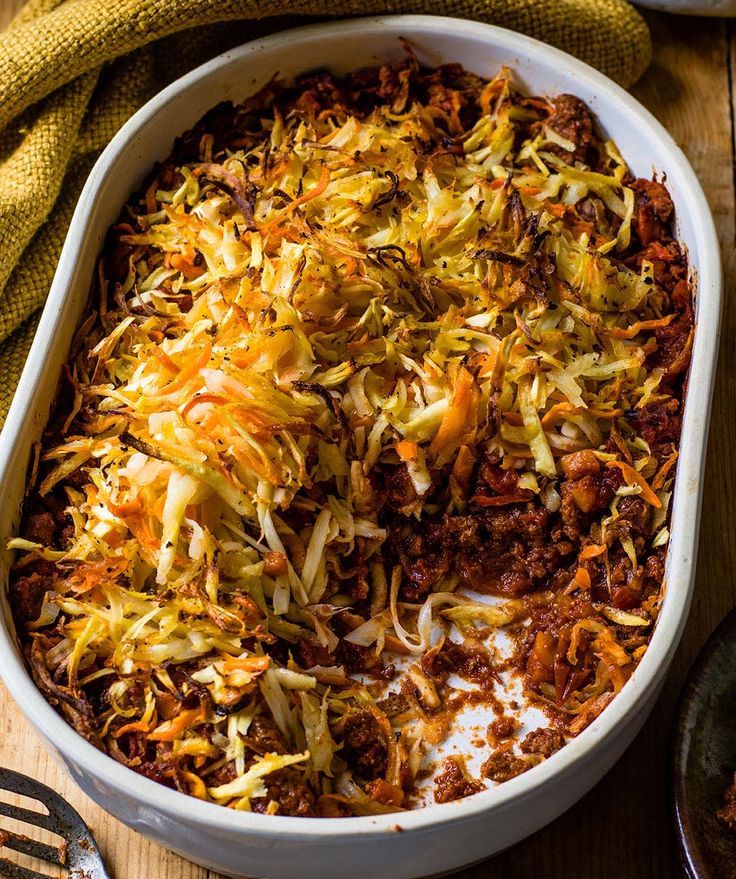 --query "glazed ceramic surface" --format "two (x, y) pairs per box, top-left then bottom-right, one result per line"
(0, 16), (721, 879)
(675, 609), (736, 879)
(634, 0), (736, 15)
